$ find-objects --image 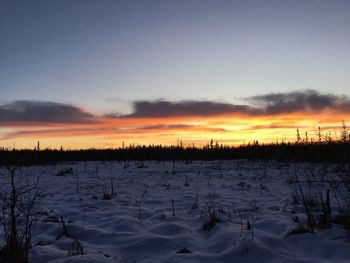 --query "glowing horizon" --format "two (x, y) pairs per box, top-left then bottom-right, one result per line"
(1, 90), (350, 150)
